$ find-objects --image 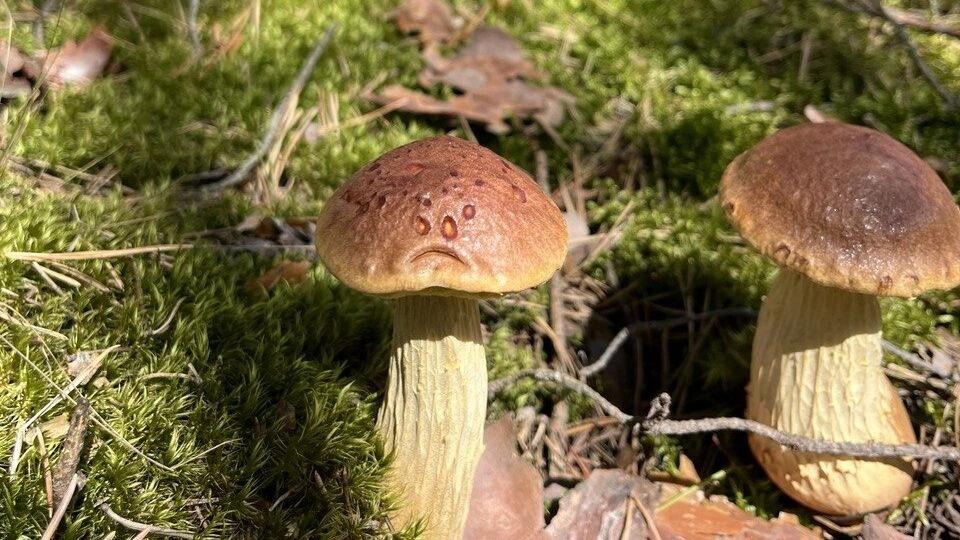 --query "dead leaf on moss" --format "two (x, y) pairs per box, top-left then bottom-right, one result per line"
(393, 0), (459, 46)
(244, 260), (311, 292)
(0, 42), (36, 98)
(655, 484), (819, 540)
(42, 26), (113, 88)
(545, 469), (660, 539)
(464, 416), (546, 540)
(368, 13), (574, 134)
(419, 26), (543, 91)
